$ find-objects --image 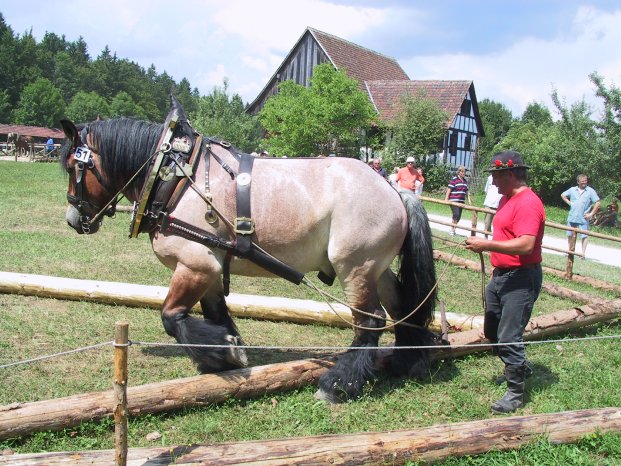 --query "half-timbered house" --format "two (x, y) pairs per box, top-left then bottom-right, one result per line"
(247, 27), (484, 171)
